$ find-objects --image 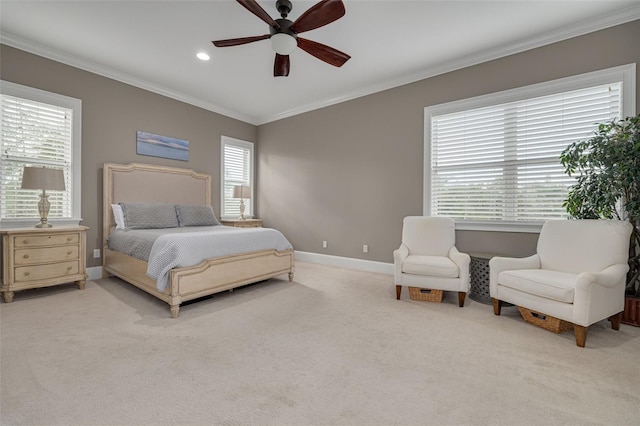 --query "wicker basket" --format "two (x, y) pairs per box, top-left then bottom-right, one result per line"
(518, 306), (572, 333)
(408, 287), (443, 303)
